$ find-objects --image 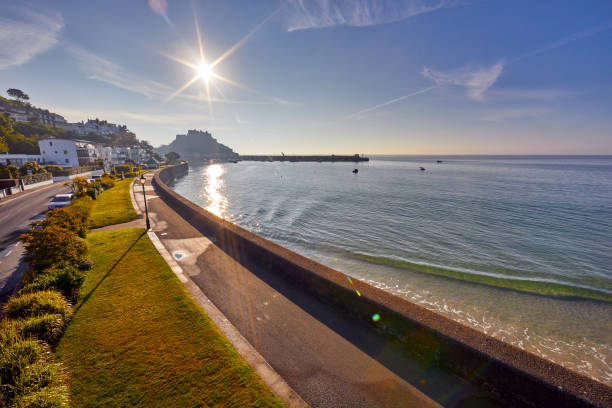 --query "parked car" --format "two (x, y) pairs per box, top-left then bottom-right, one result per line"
(48, 193), (74, 210)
